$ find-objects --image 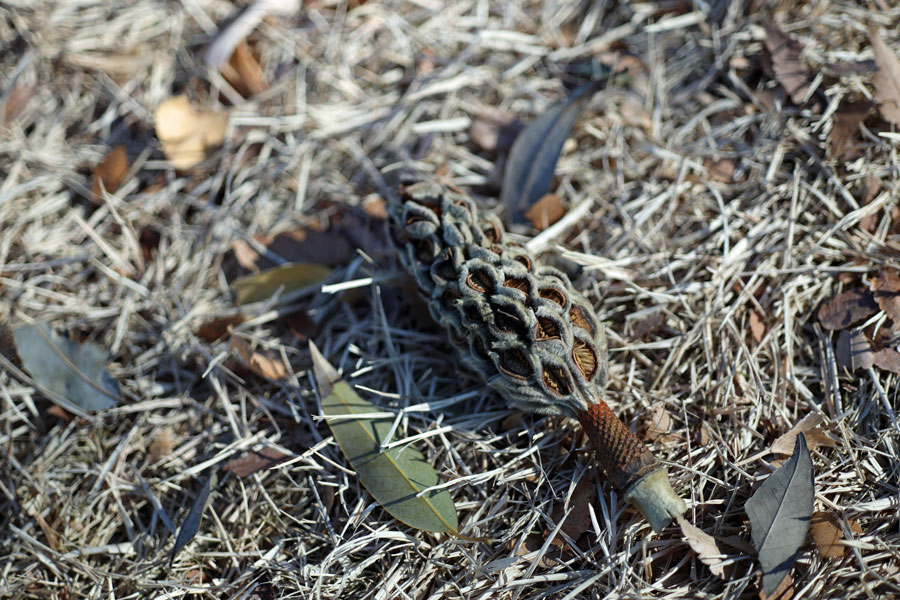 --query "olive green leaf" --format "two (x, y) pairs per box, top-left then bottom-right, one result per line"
(232, 262), (331, 305)
(309, 342), (458, 534)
